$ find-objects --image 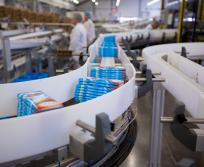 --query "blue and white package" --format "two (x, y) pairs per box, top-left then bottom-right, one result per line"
(99, 45), (118, 58)
(17, 91), (63, 117)
(98, 35), (118, 58)
(74, 78), (123, 103)
(103, 35), (116, 43)
(90, 67), (126, 81)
